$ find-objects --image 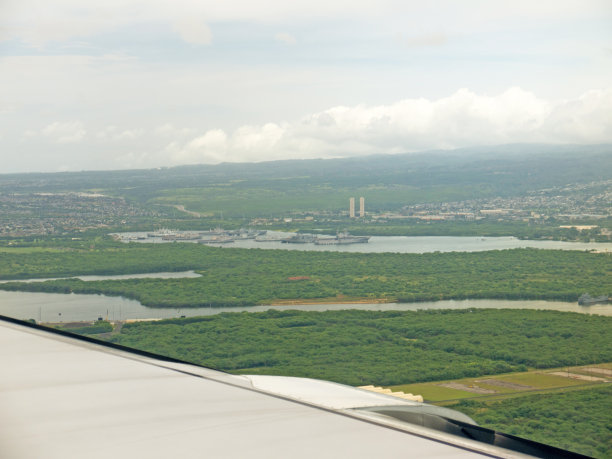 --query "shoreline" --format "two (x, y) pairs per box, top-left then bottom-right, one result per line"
(266, 297), (391, 306)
